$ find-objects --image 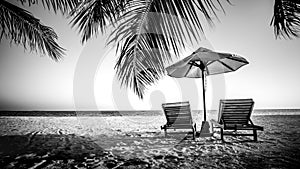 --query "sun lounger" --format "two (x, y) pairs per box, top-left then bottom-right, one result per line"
(161, 101), (196, 139)
(210, 99), (263, 141)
